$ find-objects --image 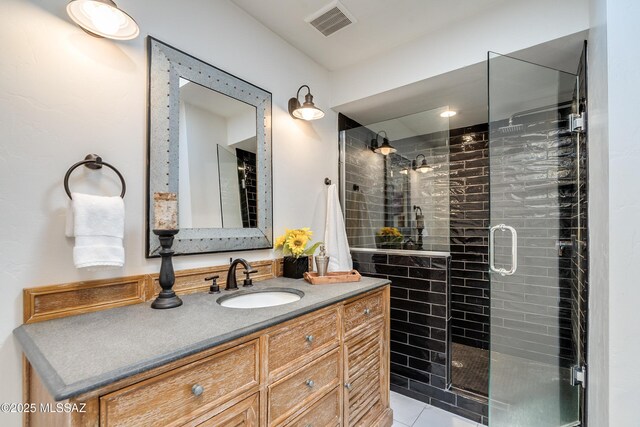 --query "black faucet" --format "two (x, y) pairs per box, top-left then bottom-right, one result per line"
(226, 258), (258, 290)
